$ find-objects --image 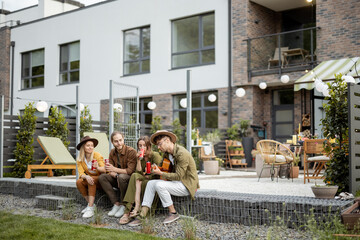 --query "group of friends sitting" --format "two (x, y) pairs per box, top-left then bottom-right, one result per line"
(75, 130), (199, 226)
